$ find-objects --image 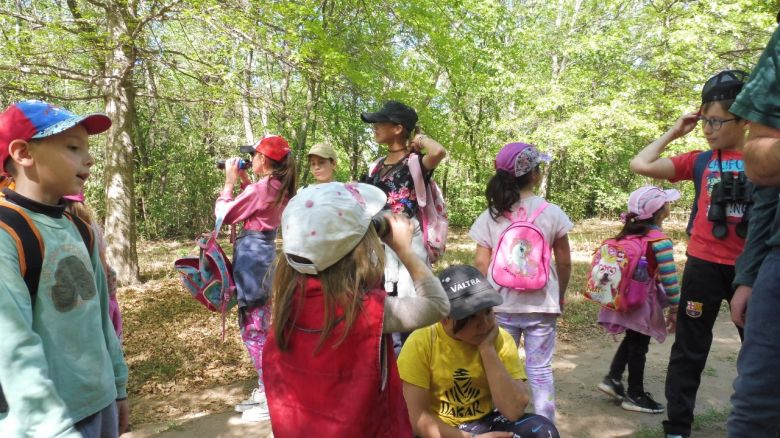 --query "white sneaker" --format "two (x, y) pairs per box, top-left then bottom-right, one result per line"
(241, 402), (270, 423)
(234, 388), (262, 413)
